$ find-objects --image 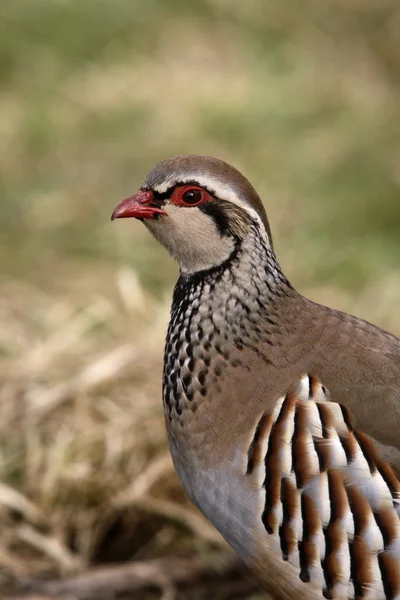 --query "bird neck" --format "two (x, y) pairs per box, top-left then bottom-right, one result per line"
(163, 225), (295, 419)
(172, 225), (291, 321)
